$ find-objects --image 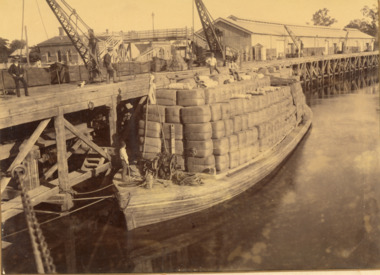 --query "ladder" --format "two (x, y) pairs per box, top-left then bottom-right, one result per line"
(81, 149), (105, 172)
